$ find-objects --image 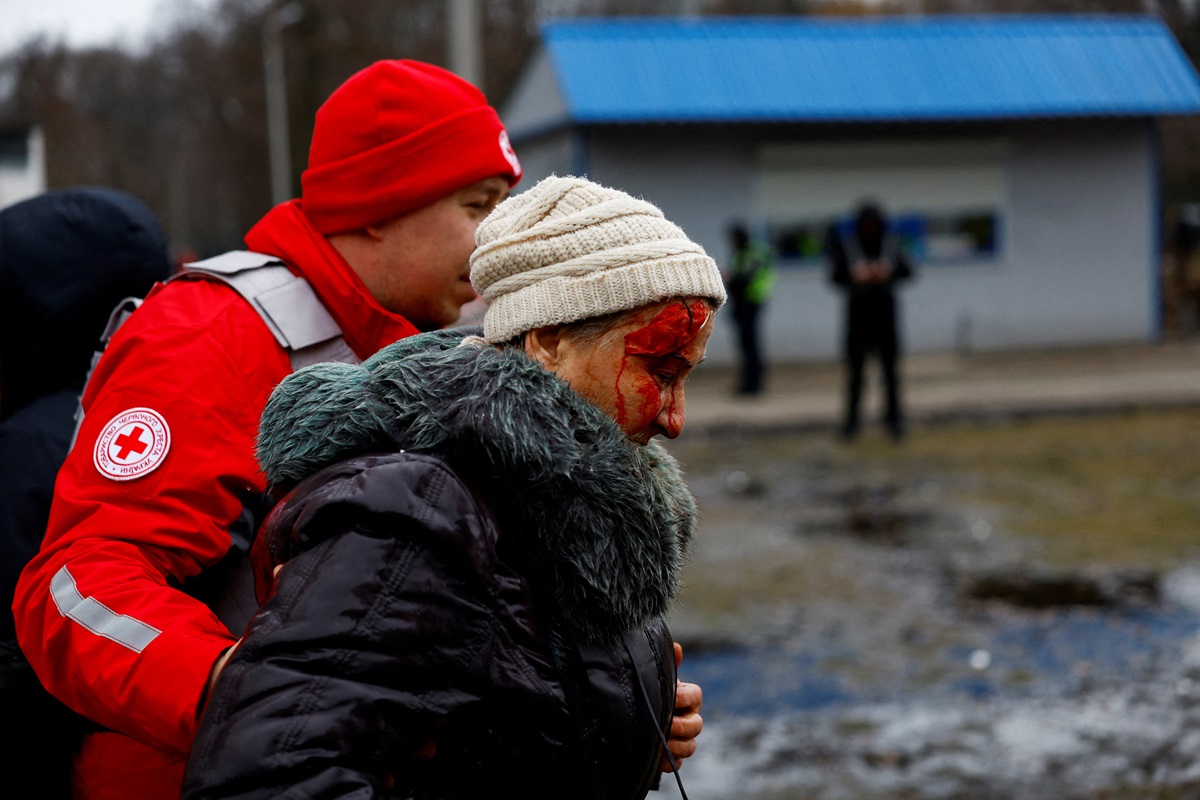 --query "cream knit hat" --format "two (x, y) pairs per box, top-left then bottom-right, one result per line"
(470, 175), (727, 344)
